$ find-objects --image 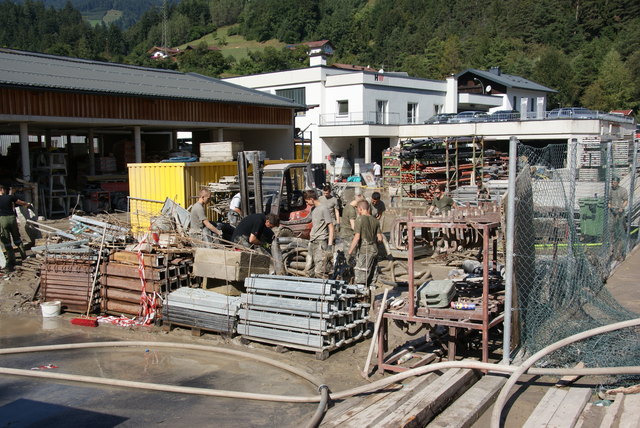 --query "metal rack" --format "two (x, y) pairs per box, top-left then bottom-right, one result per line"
(377, 211), (504, 372)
